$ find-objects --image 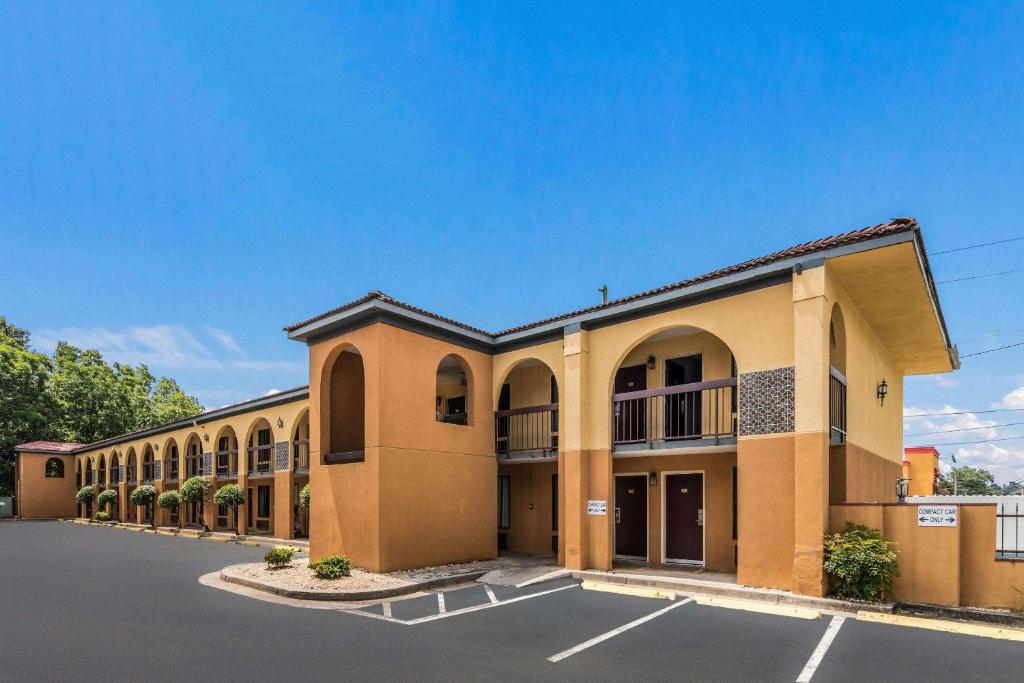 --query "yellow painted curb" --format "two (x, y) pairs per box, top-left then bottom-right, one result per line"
(581, 580), (676, 601)
(857, 611), (1024, 642)
(201, 536), (228, 543)
(694, 595), (821, 620)
(237, 540), (260, 547)
(156, 530), (178, 537)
